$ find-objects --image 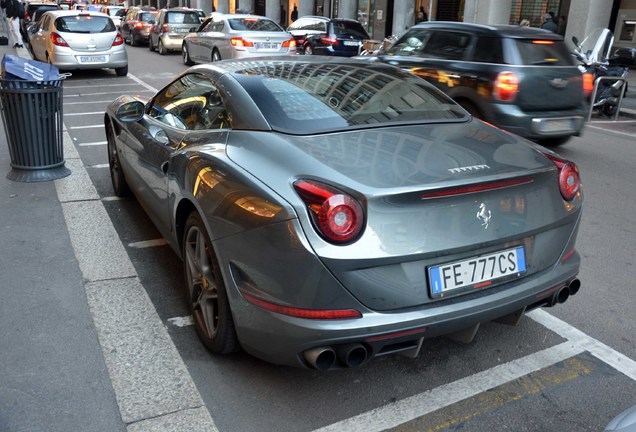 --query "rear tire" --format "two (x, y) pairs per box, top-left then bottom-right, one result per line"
(158, 39), (167, 55)
(148, 37), (154, 51)
(212, 49), (221, 62)
(182, 212), (238, 354)
(115, 65), (128, 77)
(130, 34), (137, 47)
